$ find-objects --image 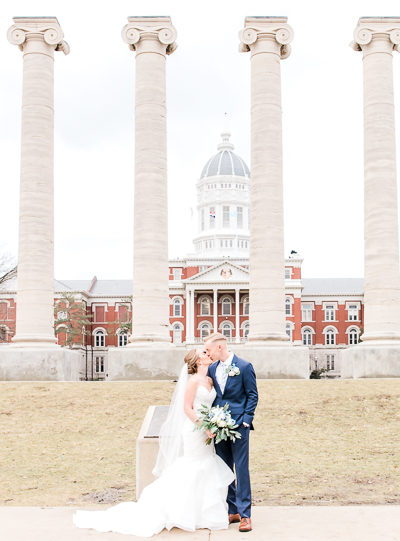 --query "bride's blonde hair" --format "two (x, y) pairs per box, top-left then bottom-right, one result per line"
(184, 349), (199, 375)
